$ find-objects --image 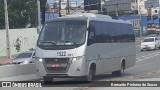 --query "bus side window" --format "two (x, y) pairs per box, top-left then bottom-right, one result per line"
(87, 25), (95, 46)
